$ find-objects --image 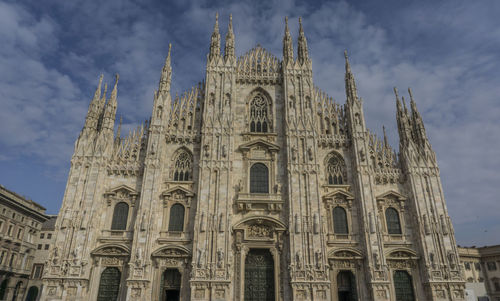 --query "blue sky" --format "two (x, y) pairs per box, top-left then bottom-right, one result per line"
(0, 0), (499, 246)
